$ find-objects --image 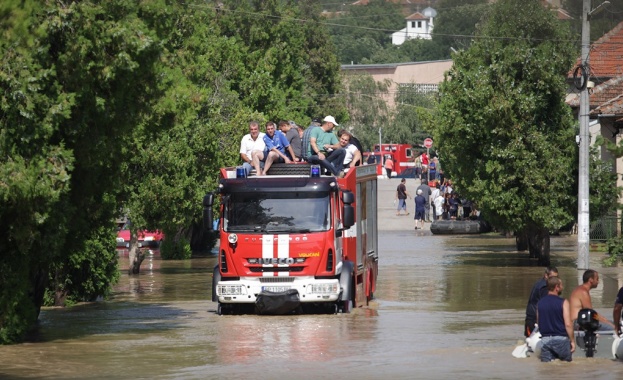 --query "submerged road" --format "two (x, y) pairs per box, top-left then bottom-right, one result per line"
(1, 177), (622, 379)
